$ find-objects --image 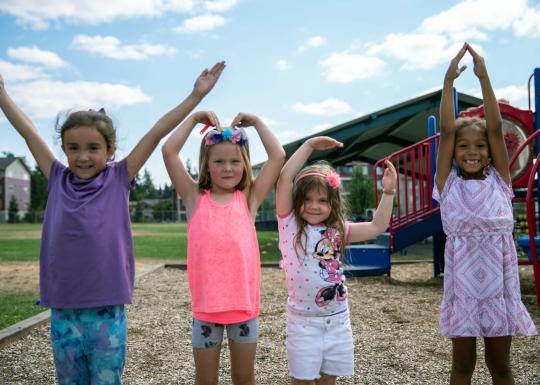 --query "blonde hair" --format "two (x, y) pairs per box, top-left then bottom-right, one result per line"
(292, 161), (348, 259)
(197, 139), (254, 194)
